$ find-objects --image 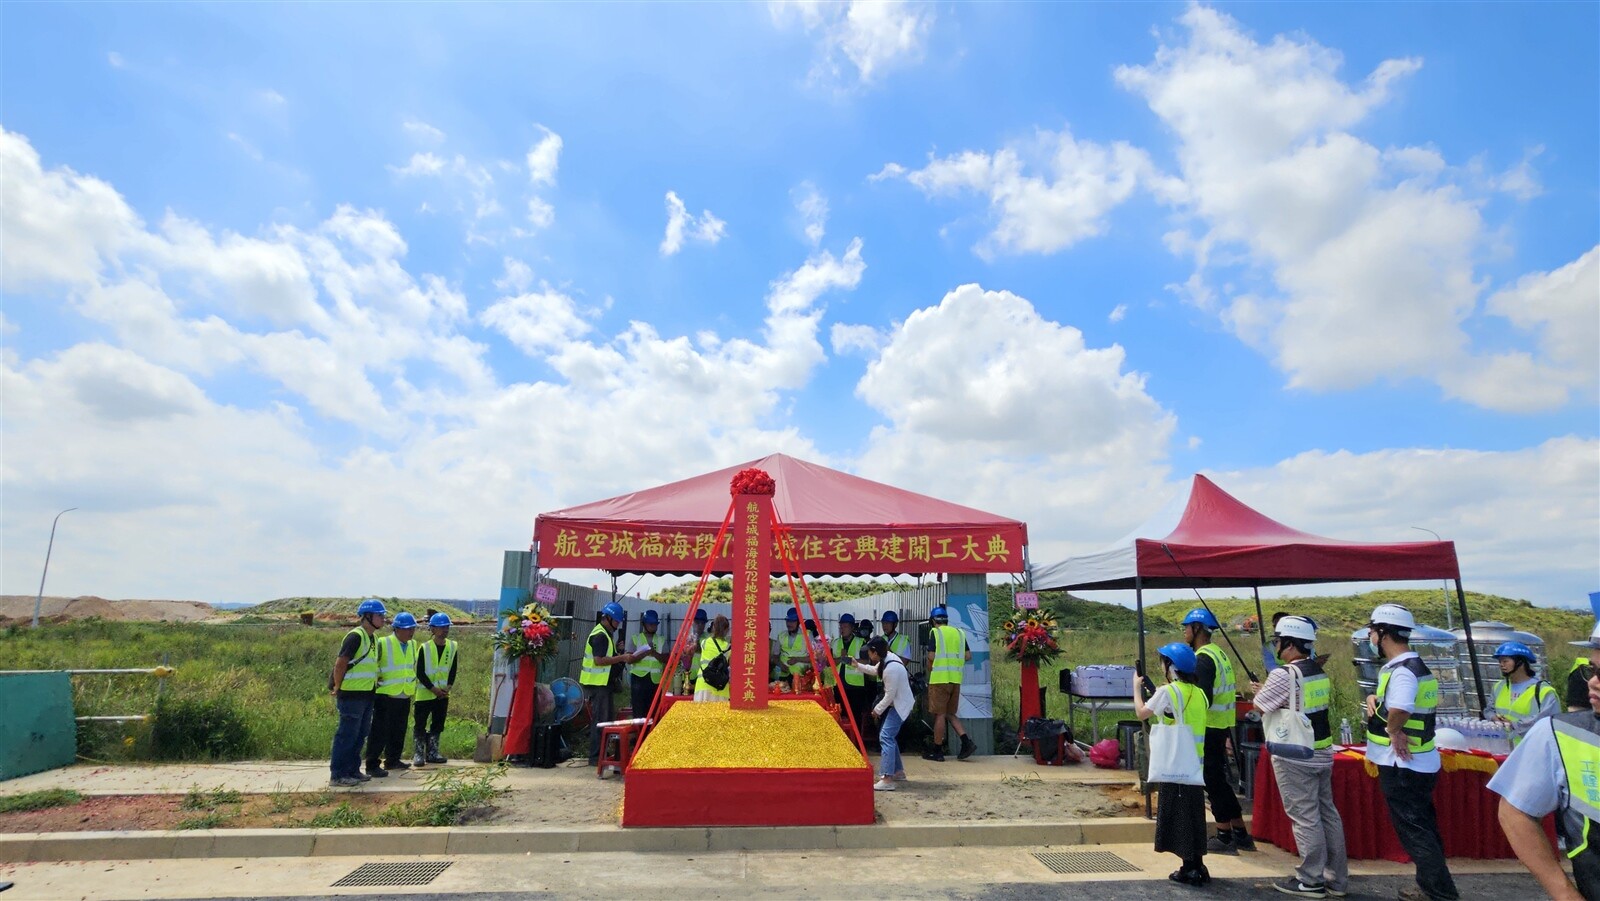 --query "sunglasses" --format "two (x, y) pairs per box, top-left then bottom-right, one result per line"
(1581, 664), (1597, 681)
